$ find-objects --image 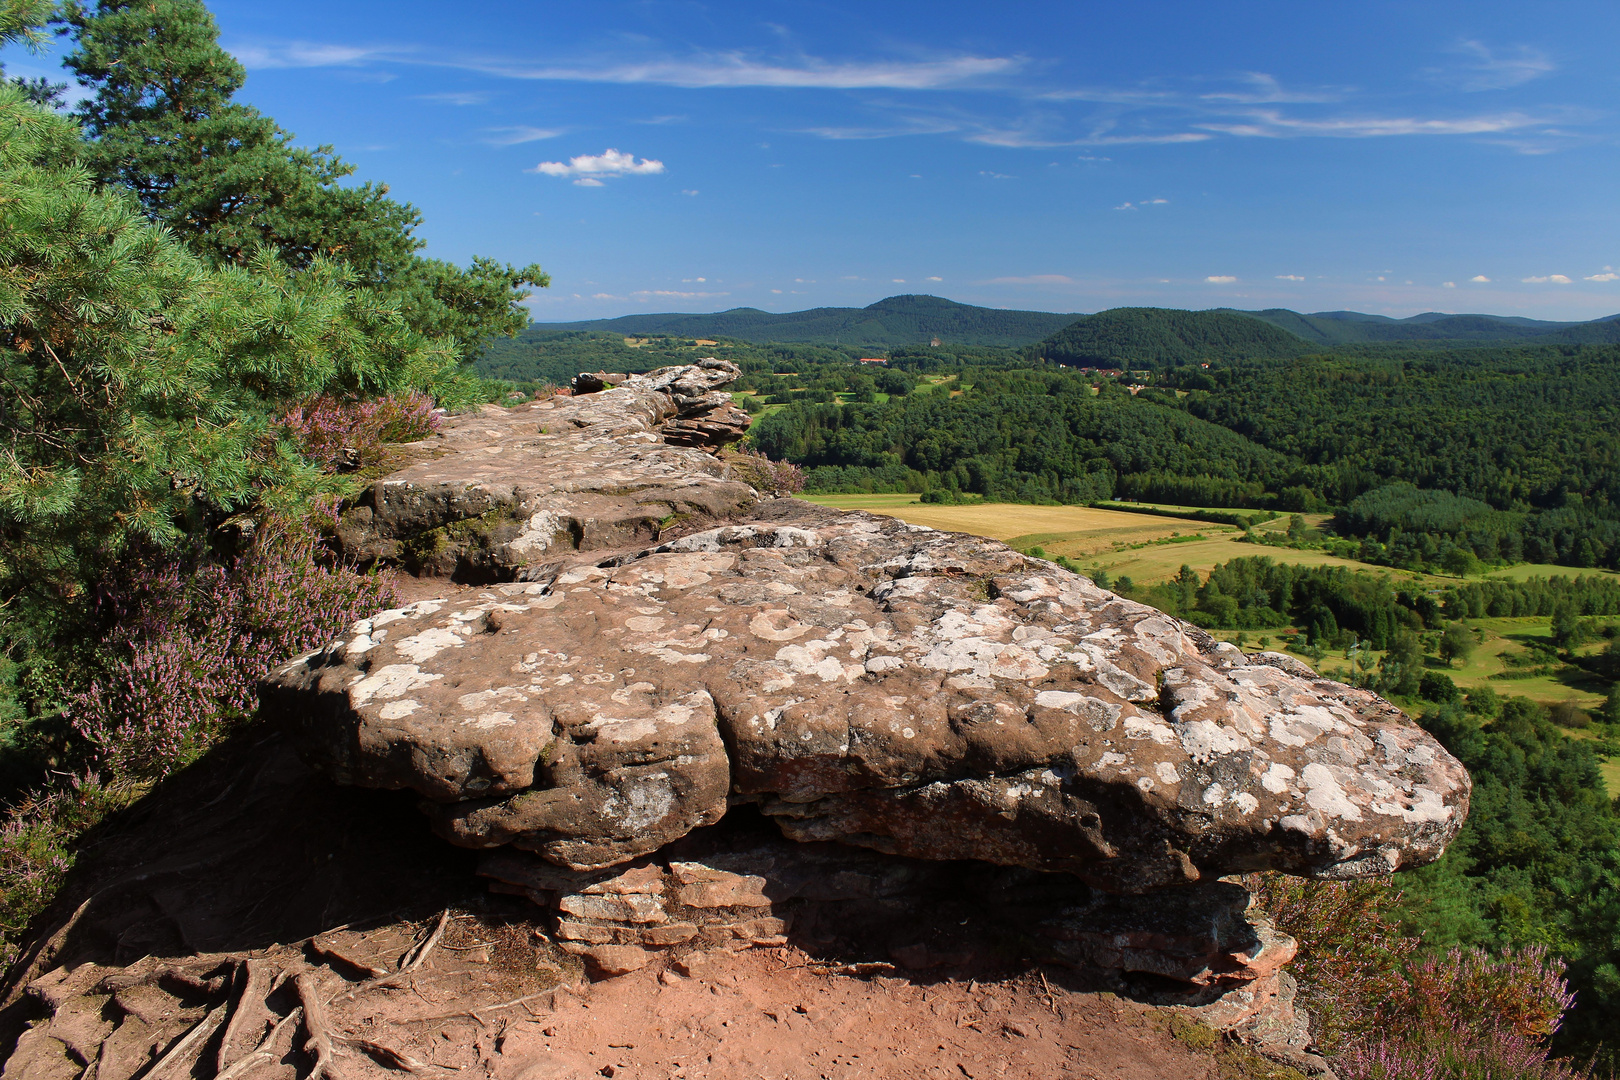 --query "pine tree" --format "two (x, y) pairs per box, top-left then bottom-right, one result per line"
(0, 84), (452, 603)
(59, 0), (546, 358)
